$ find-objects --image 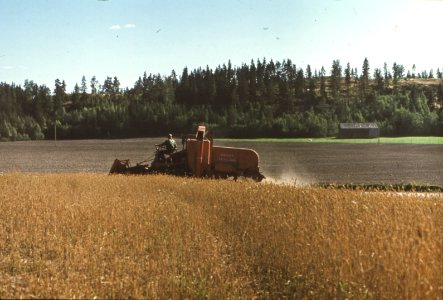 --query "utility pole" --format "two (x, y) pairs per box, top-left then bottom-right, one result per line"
(54, 120), (57, 147)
